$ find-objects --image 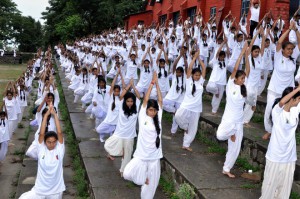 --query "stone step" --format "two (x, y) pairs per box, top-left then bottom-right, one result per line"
(58, 69), (167, 199)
